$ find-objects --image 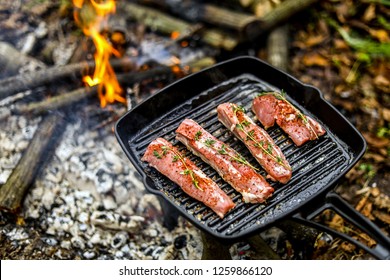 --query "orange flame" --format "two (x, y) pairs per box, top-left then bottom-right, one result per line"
(73, 0), (124, 108)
